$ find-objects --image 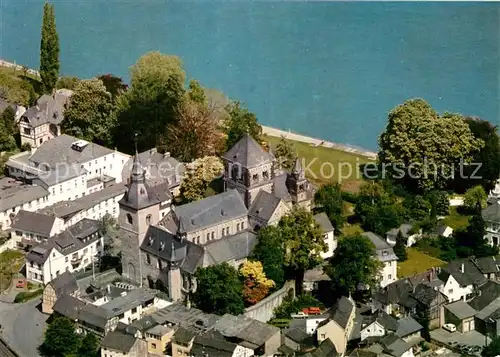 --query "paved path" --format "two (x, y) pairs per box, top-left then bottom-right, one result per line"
(0, 298), (47, 357)
(262, 125), (377, 160)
